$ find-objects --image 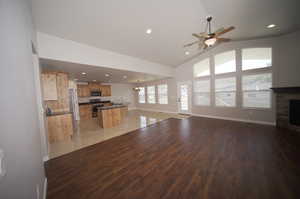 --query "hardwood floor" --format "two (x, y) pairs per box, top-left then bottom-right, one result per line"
(45, 117), (300, 199)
